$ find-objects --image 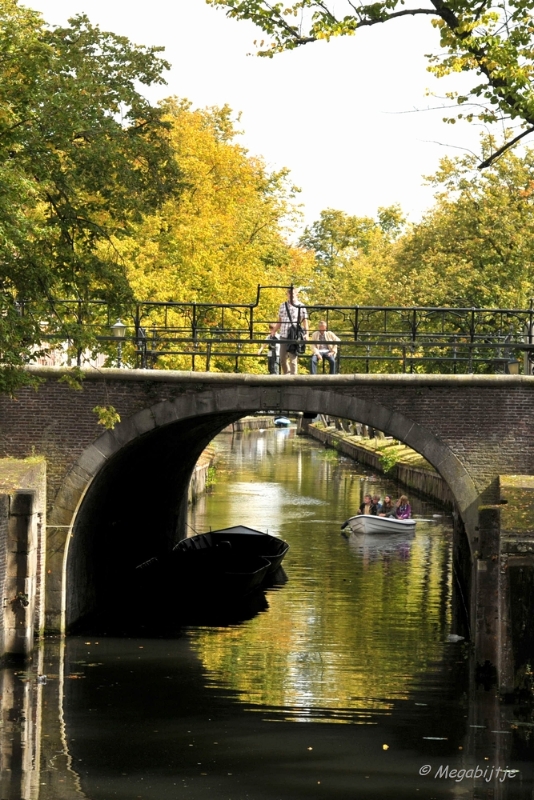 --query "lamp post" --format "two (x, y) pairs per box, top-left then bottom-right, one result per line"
(111, 319), (126, 368)
(506, 357), (520, 375)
